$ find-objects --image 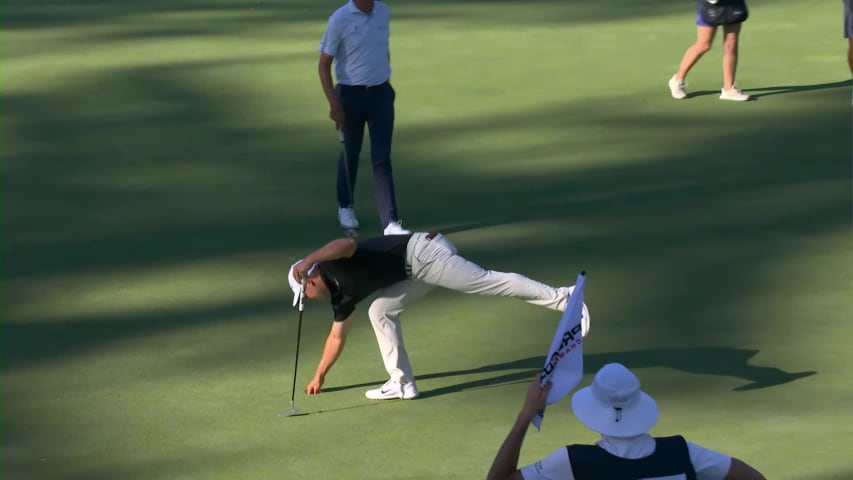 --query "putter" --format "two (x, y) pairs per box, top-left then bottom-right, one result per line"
(339, 130), (358, 238)
(280, 278), (307, 418)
